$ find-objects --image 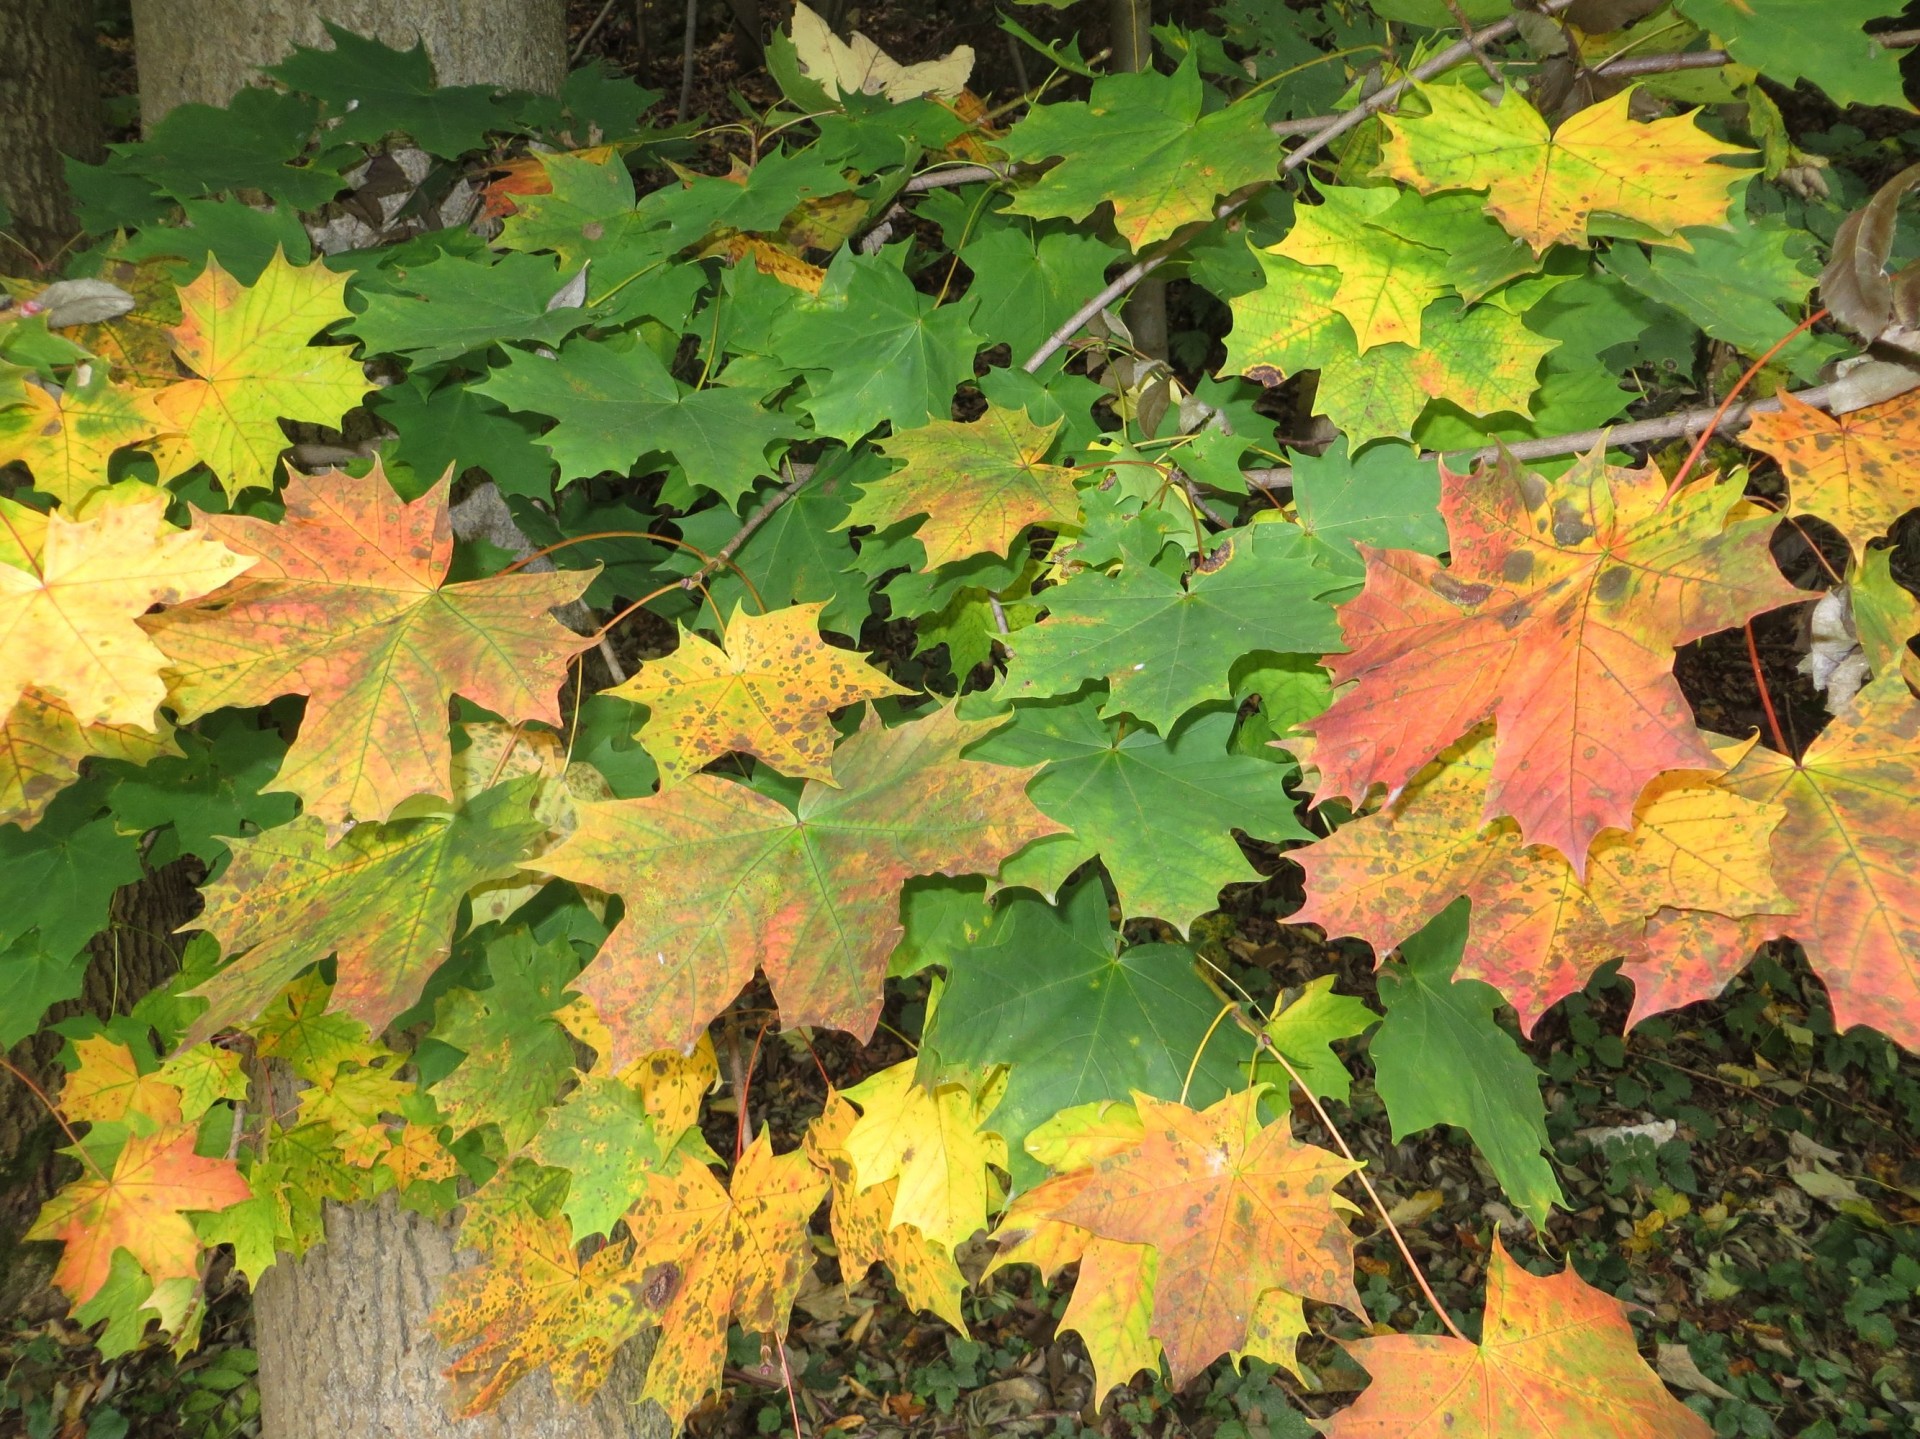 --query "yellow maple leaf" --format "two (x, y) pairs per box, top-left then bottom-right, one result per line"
(789, 1), (974, 103)
(0, 370), (170, 506)
(1377, 86), (1750, 252)
(60, 1036), (184, 1128)
(0, 686), (177, 829)
(1741, 388), (1920, 562)
(0, 486), (253, 729)
(841, 1059), (1007, 1253)
(612, 602), (908, 789)
(154, 250), (371, 495)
